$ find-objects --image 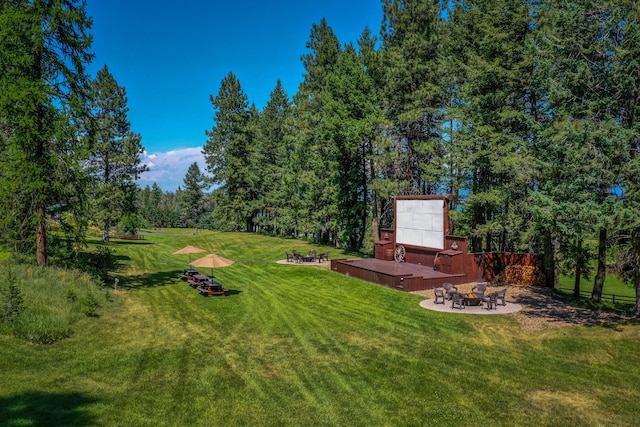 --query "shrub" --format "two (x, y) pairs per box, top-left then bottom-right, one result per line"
(0, 283), (24, 324)
(117, 213), (143, 235)
(79, 245), (119, 282)
(81, 293), (99, 317)
(93, 246), (118, 272)
(1, 269), (23, 323)
(65, 287), (78, 302)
